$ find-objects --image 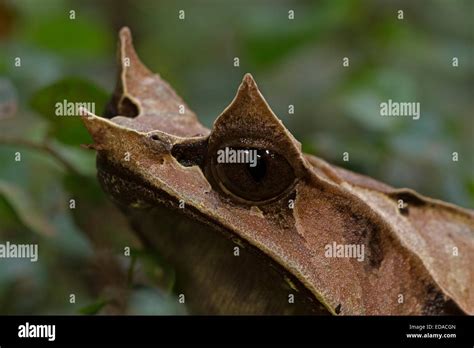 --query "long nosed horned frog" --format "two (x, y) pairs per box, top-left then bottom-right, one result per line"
(82, 28), (473, 315)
